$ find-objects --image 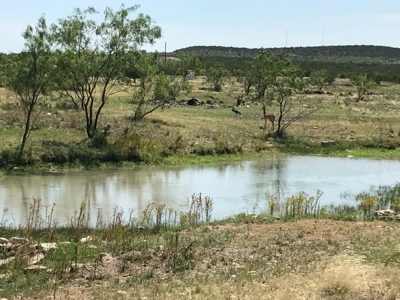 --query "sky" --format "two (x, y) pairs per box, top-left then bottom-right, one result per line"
(1, 0), (400, 53)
